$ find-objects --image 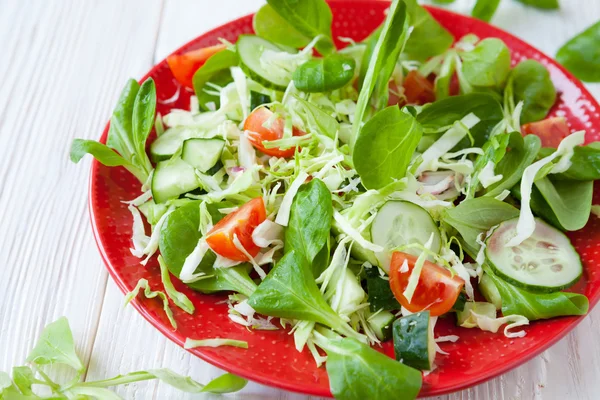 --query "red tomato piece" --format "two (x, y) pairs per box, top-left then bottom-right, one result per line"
(206, 197), (267, 262)
(403, 70), (436, 105)
(522, 117), (571, 148)
(167, 44), (226, 88)
(389, 252), (465, 317)
(243, 107), (306, 158)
